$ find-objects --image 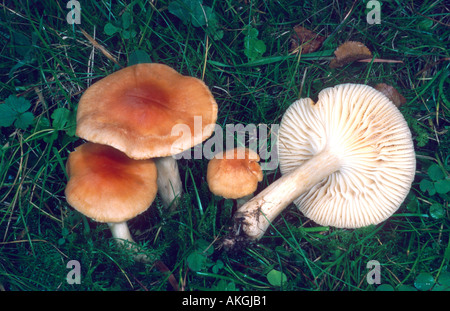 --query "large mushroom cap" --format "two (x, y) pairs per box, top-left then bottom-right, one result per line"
(207, 148), (263, 199)
(65, 142), (158, 223)
(76, 63), (218, 159)
(278, 83), (416, 228)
